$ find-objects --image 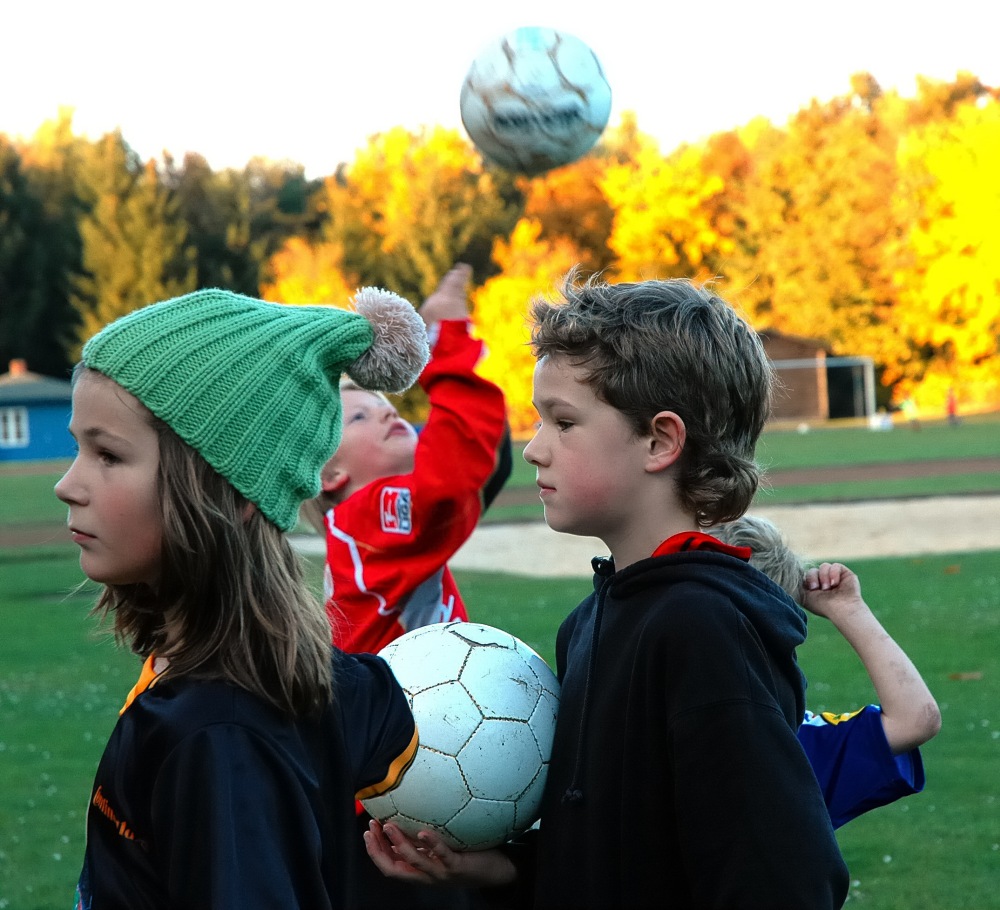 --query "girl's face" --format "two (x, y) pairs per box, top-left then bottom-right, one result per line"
(55, 371), (164, 588)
